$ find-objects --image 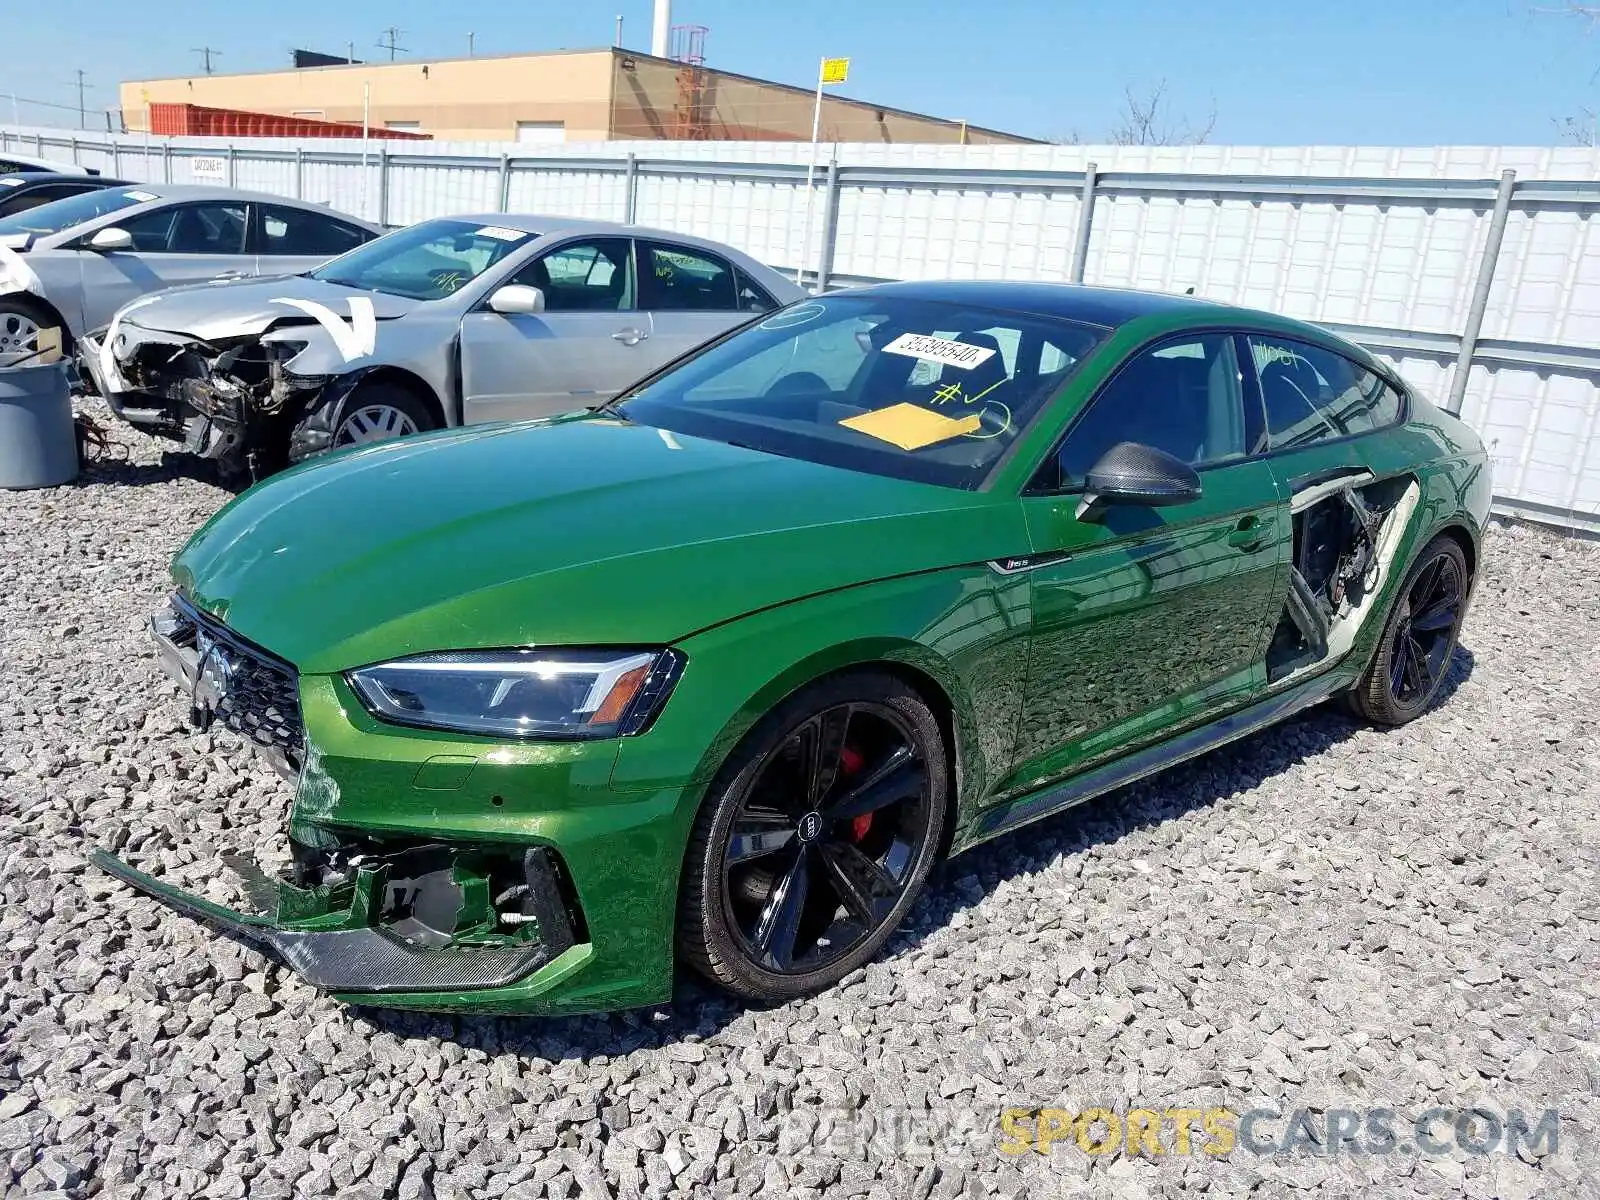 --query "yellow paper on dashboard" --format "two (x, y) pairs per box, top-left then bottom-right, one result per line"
(839, 403), (981, 451)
